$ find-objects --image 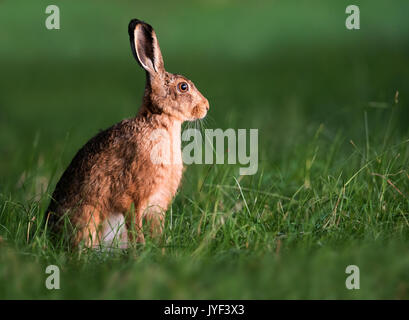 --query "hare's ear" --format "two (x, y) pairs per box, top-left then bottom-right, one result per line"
(128, 19), (165, 76)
